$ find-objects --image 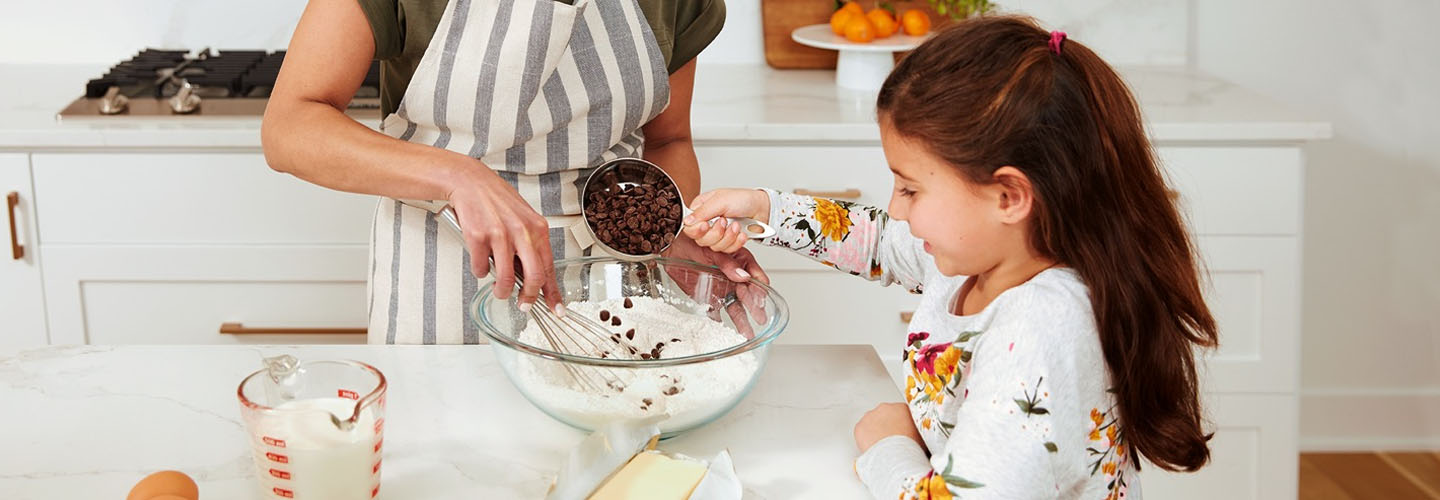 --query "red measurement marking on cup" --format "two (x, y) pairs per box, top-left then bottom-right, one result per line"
(262, 436), (286, 448)
(273, 487), (294, 498)
(266, 452), (289, 464)
(373, 460), (382, 474)
(338, 389), (360, 400)
(269, 468), (291, 480)
(374, 418), (385, 434)
(373, 438), (383, 453)
(372, 485), (380, 498)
